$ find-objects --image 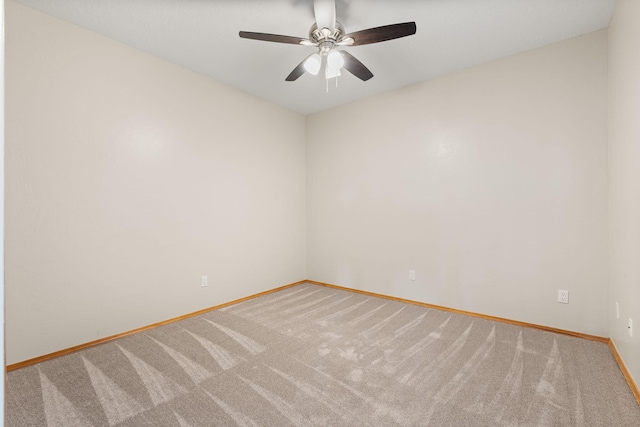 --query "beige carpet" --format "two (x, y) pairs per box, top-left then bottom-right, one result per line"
(7, 283), (640, 426)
